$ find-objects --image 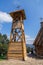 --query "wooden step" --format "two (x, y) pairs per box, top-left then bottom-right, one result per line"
(8, 53), (22, 56)
(8, 56), (23, 60)
(8, 50), (22, 54)
(8, 53), (23, 60)
(8, 53), (23, 58)
(8, 46), (22, 50)
(9, 42), (22, 46)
